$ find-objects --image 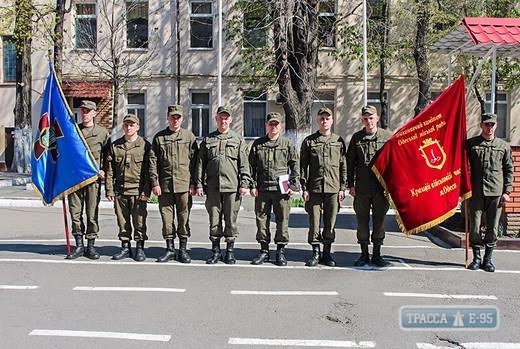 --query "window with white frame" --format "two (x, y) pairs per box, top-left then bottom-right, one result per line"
(2, 36), (16, 82)
(75, 3), (97, 49)
(367, 91), (389, 128)
(486, 92), (508, 139)
(127, 93), (146, 136)
(126, 0), (149, 49)
(243, 1), (267, 48)
(191, 91), (211, 137)
(311, 91), (335, 132)
(190, 1), (213, 48)
(318, 0), (335, 48)
(244, 91), (266, 138)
